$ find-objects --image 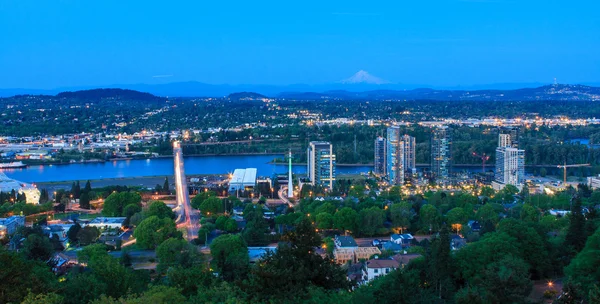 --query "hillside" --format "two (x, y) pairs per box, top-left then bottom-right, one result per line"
(227, 92), (268, 100)
(56, 88), (163, 102)
(278, 84), (600, 101)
